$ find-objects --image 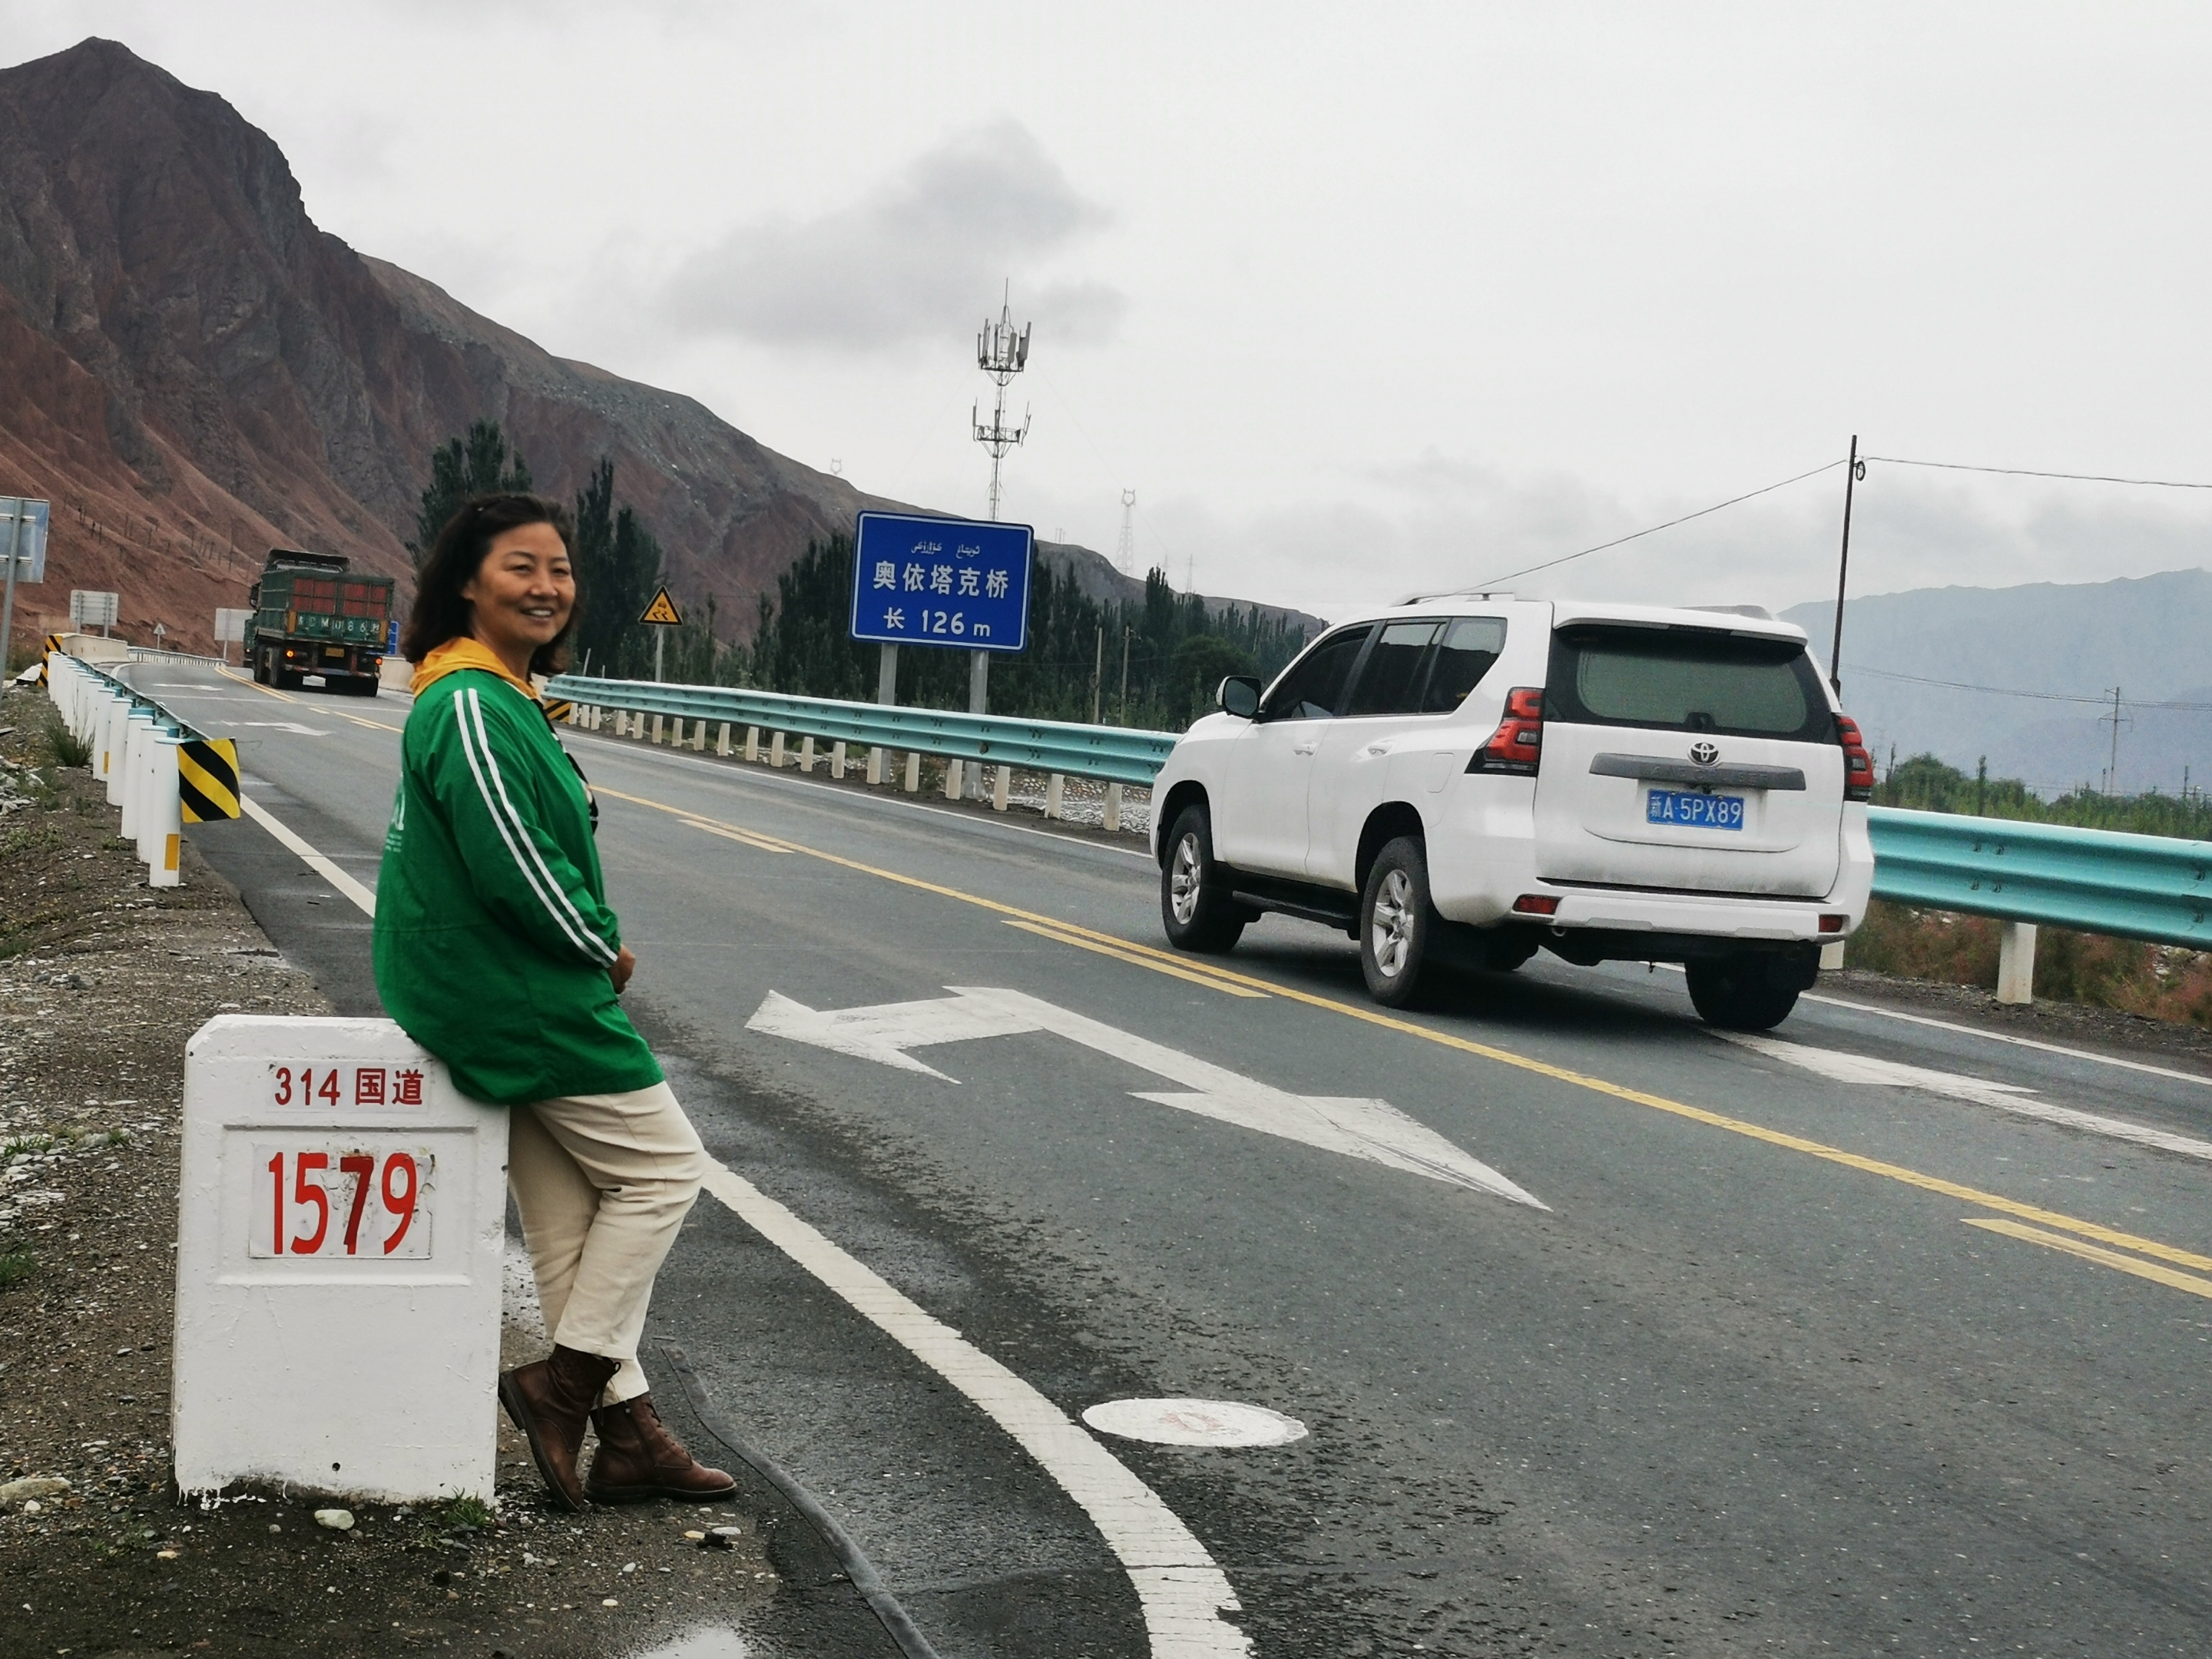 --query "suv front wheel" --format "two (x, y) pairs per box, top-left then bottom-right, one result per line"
(1161, 805), (1247, 954)
(1360, 836), (1436, 1008)
(1685, 952), (1804, 1031)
